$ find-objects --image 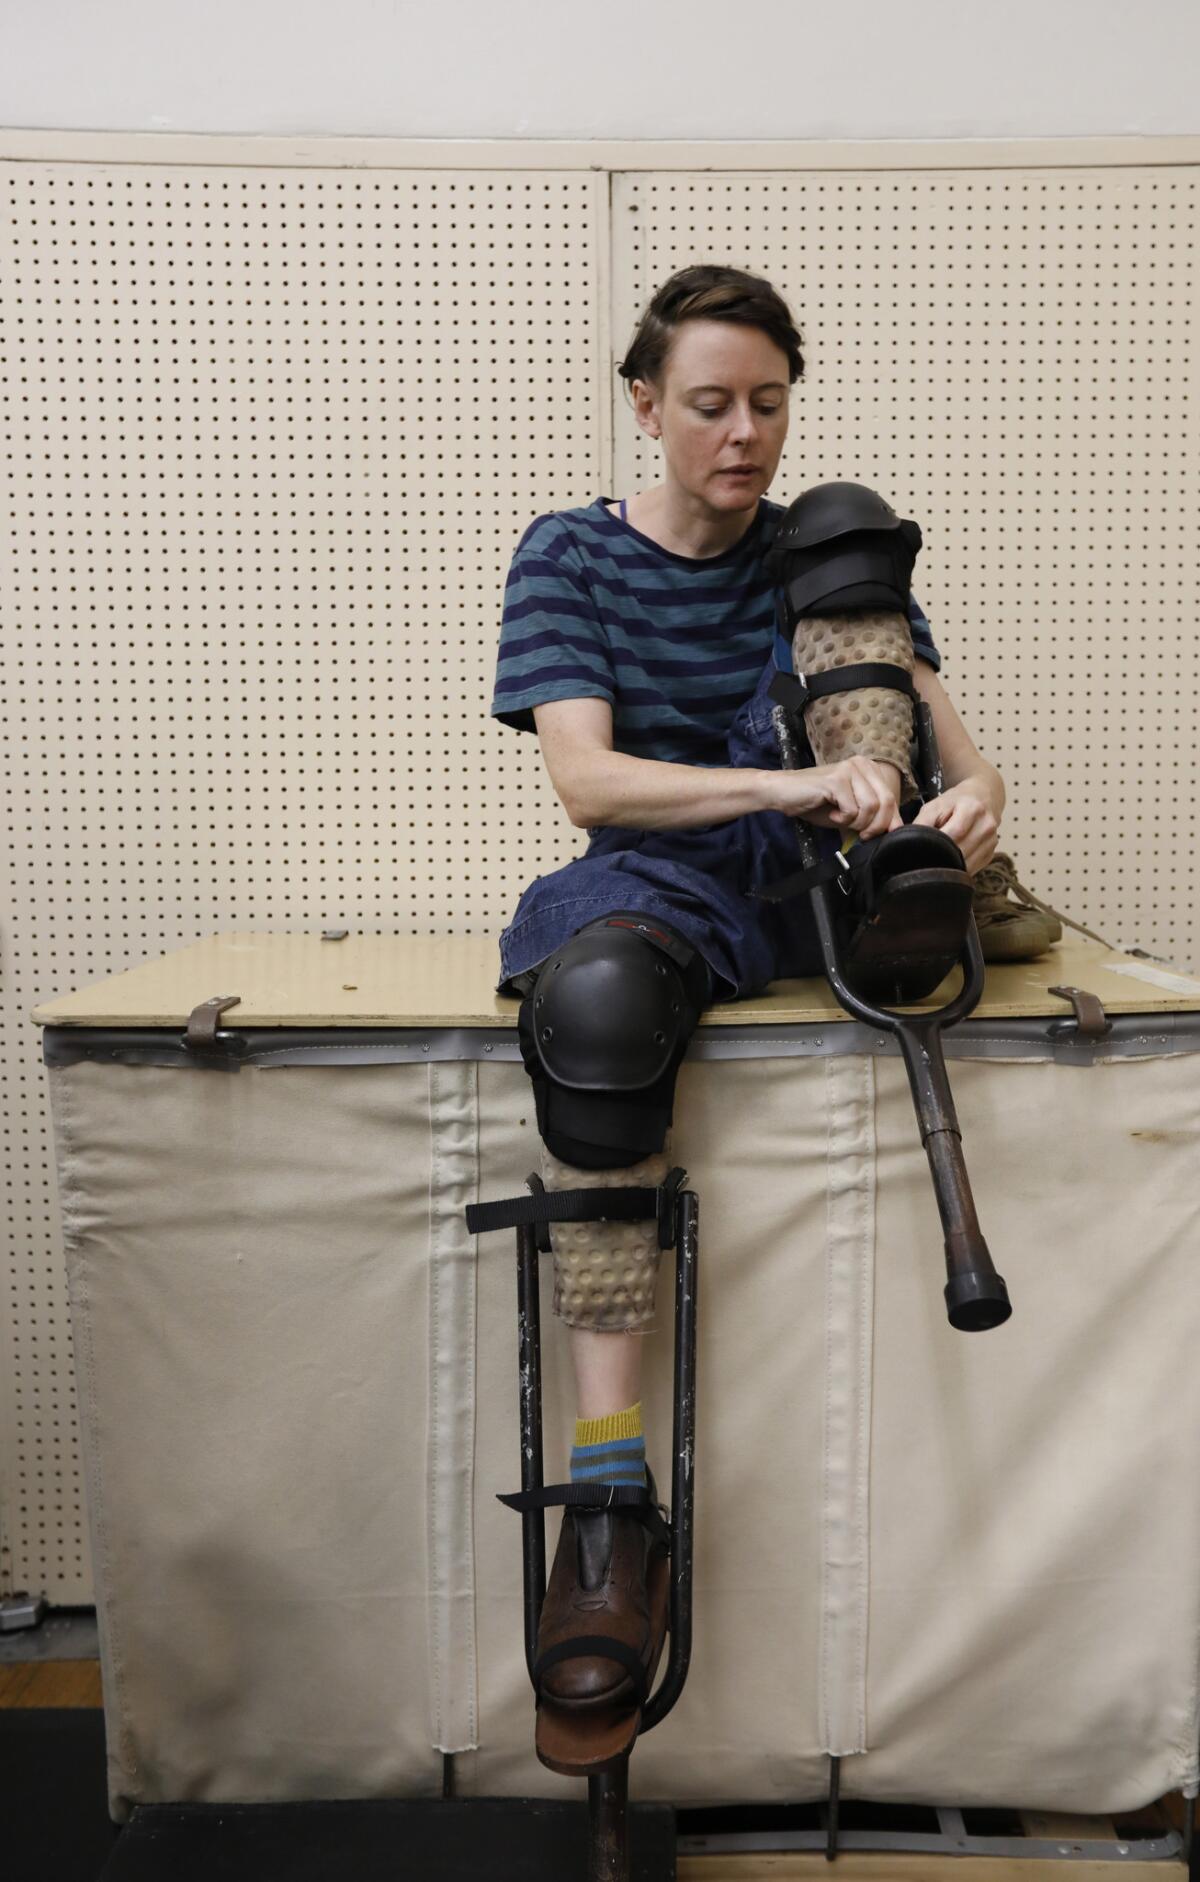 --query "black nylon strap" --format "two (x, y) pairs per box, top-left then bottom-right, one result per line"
(783, 549), (909, 618)
(466, 1167), (686, 1251)
(499, 1480), (653, 1511)
(534, 1634), (649, 1705)
(595, 913), (694, 972)
(768, 663), (914, 716)
(544, 1088), (664, 1152)
(809, 661), (914, 698)
(751, 855), (851, 905)
(467, 1185), (660, 1236)
(498, 1480), (671, 1552)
